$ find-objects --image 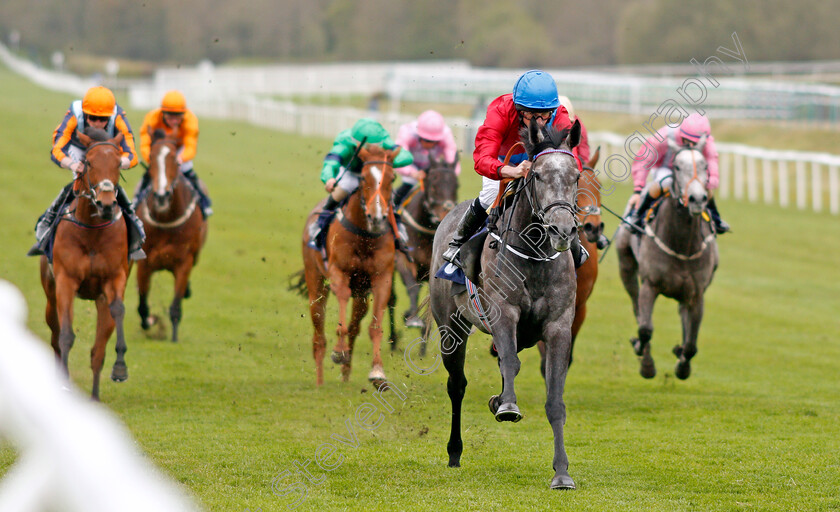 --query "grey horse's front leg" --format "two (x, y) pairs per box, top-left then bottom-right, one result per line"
(674, 298), (703, 379)
(489, 311), (522, 422)
(543, 319), (575, 489)
(632, 282), (657, 379)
